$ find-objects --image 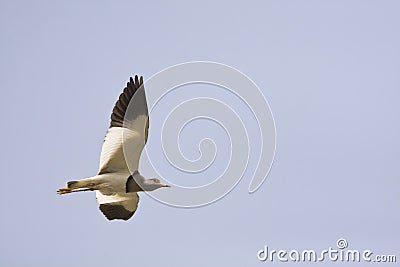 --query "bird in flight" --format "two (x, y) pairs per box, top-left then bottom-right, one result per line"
(58, 75), (170, 220)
